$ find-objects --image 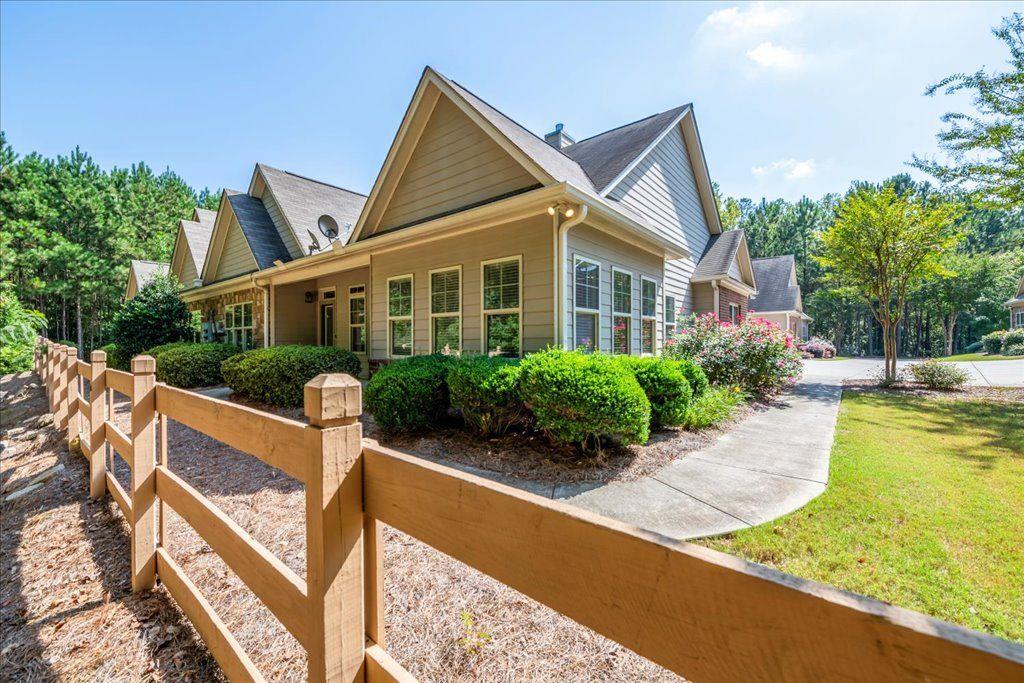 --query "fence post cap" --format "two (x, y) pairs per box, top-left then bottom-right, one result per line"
(66, 346), (78, 357)
(131, 355), (156, 374)
(91, 349), (107, 362)
(304, 373), (361, 426)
